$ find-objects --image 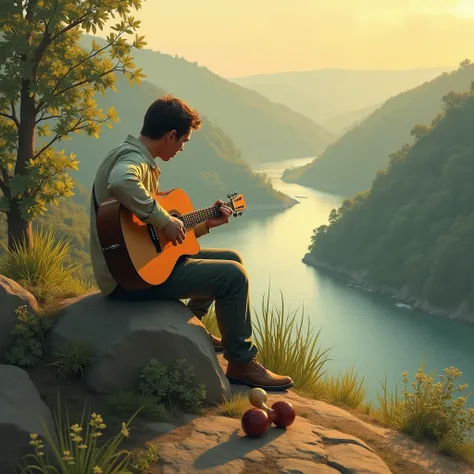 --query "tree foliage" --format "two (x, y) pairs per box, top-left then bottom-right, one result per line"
(310, 87), (474, 312)
(0, 0), (146, 245)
